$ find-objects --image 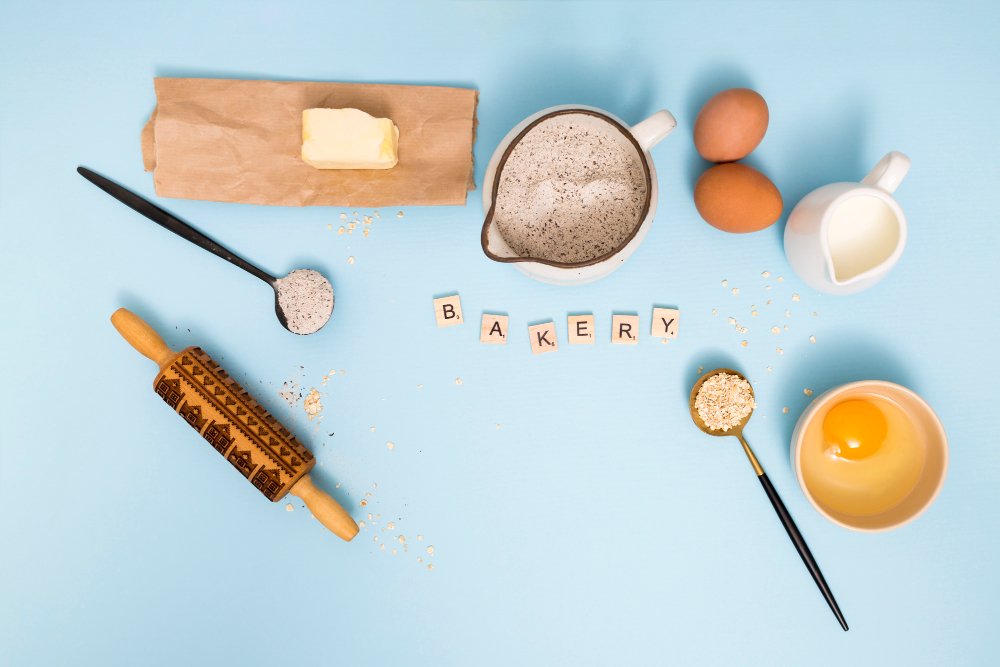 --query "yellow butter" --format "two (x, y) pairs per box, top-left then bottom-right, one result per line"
(301, 108), (399, 170)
